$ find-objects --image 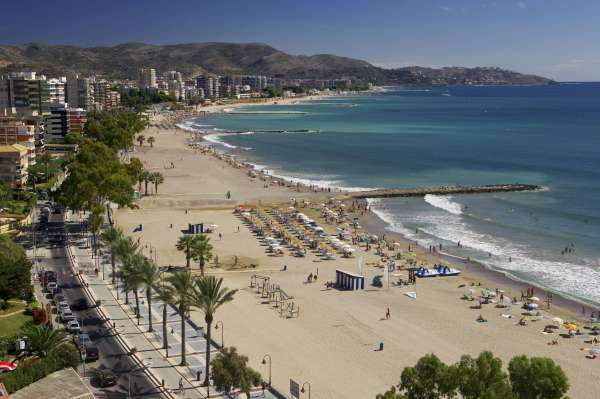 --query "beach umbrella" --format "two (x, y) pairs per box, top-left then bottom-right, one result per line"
(552, 317), (564, 325)
(529, 296), (540, 302)
(589, 348), (600, 356)
(565, 323), (578, 331)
